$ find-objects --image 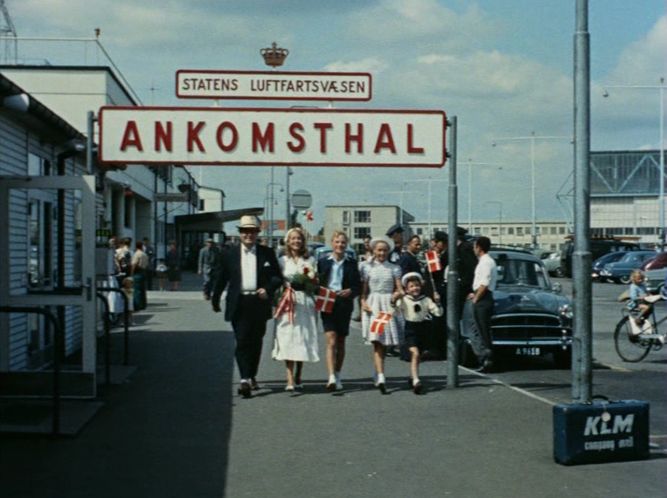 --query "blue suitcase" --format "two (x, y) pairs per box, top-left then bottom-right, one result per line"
(553, 397), (650, 465)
